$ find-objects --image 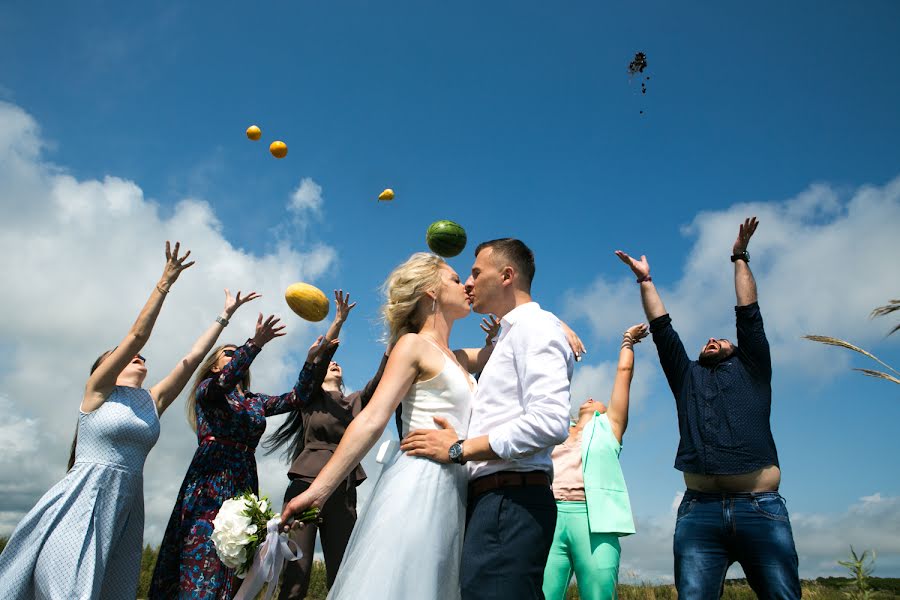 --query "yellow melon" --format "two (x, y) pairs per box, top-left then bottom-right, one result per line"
(285, 282), (329, 322)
